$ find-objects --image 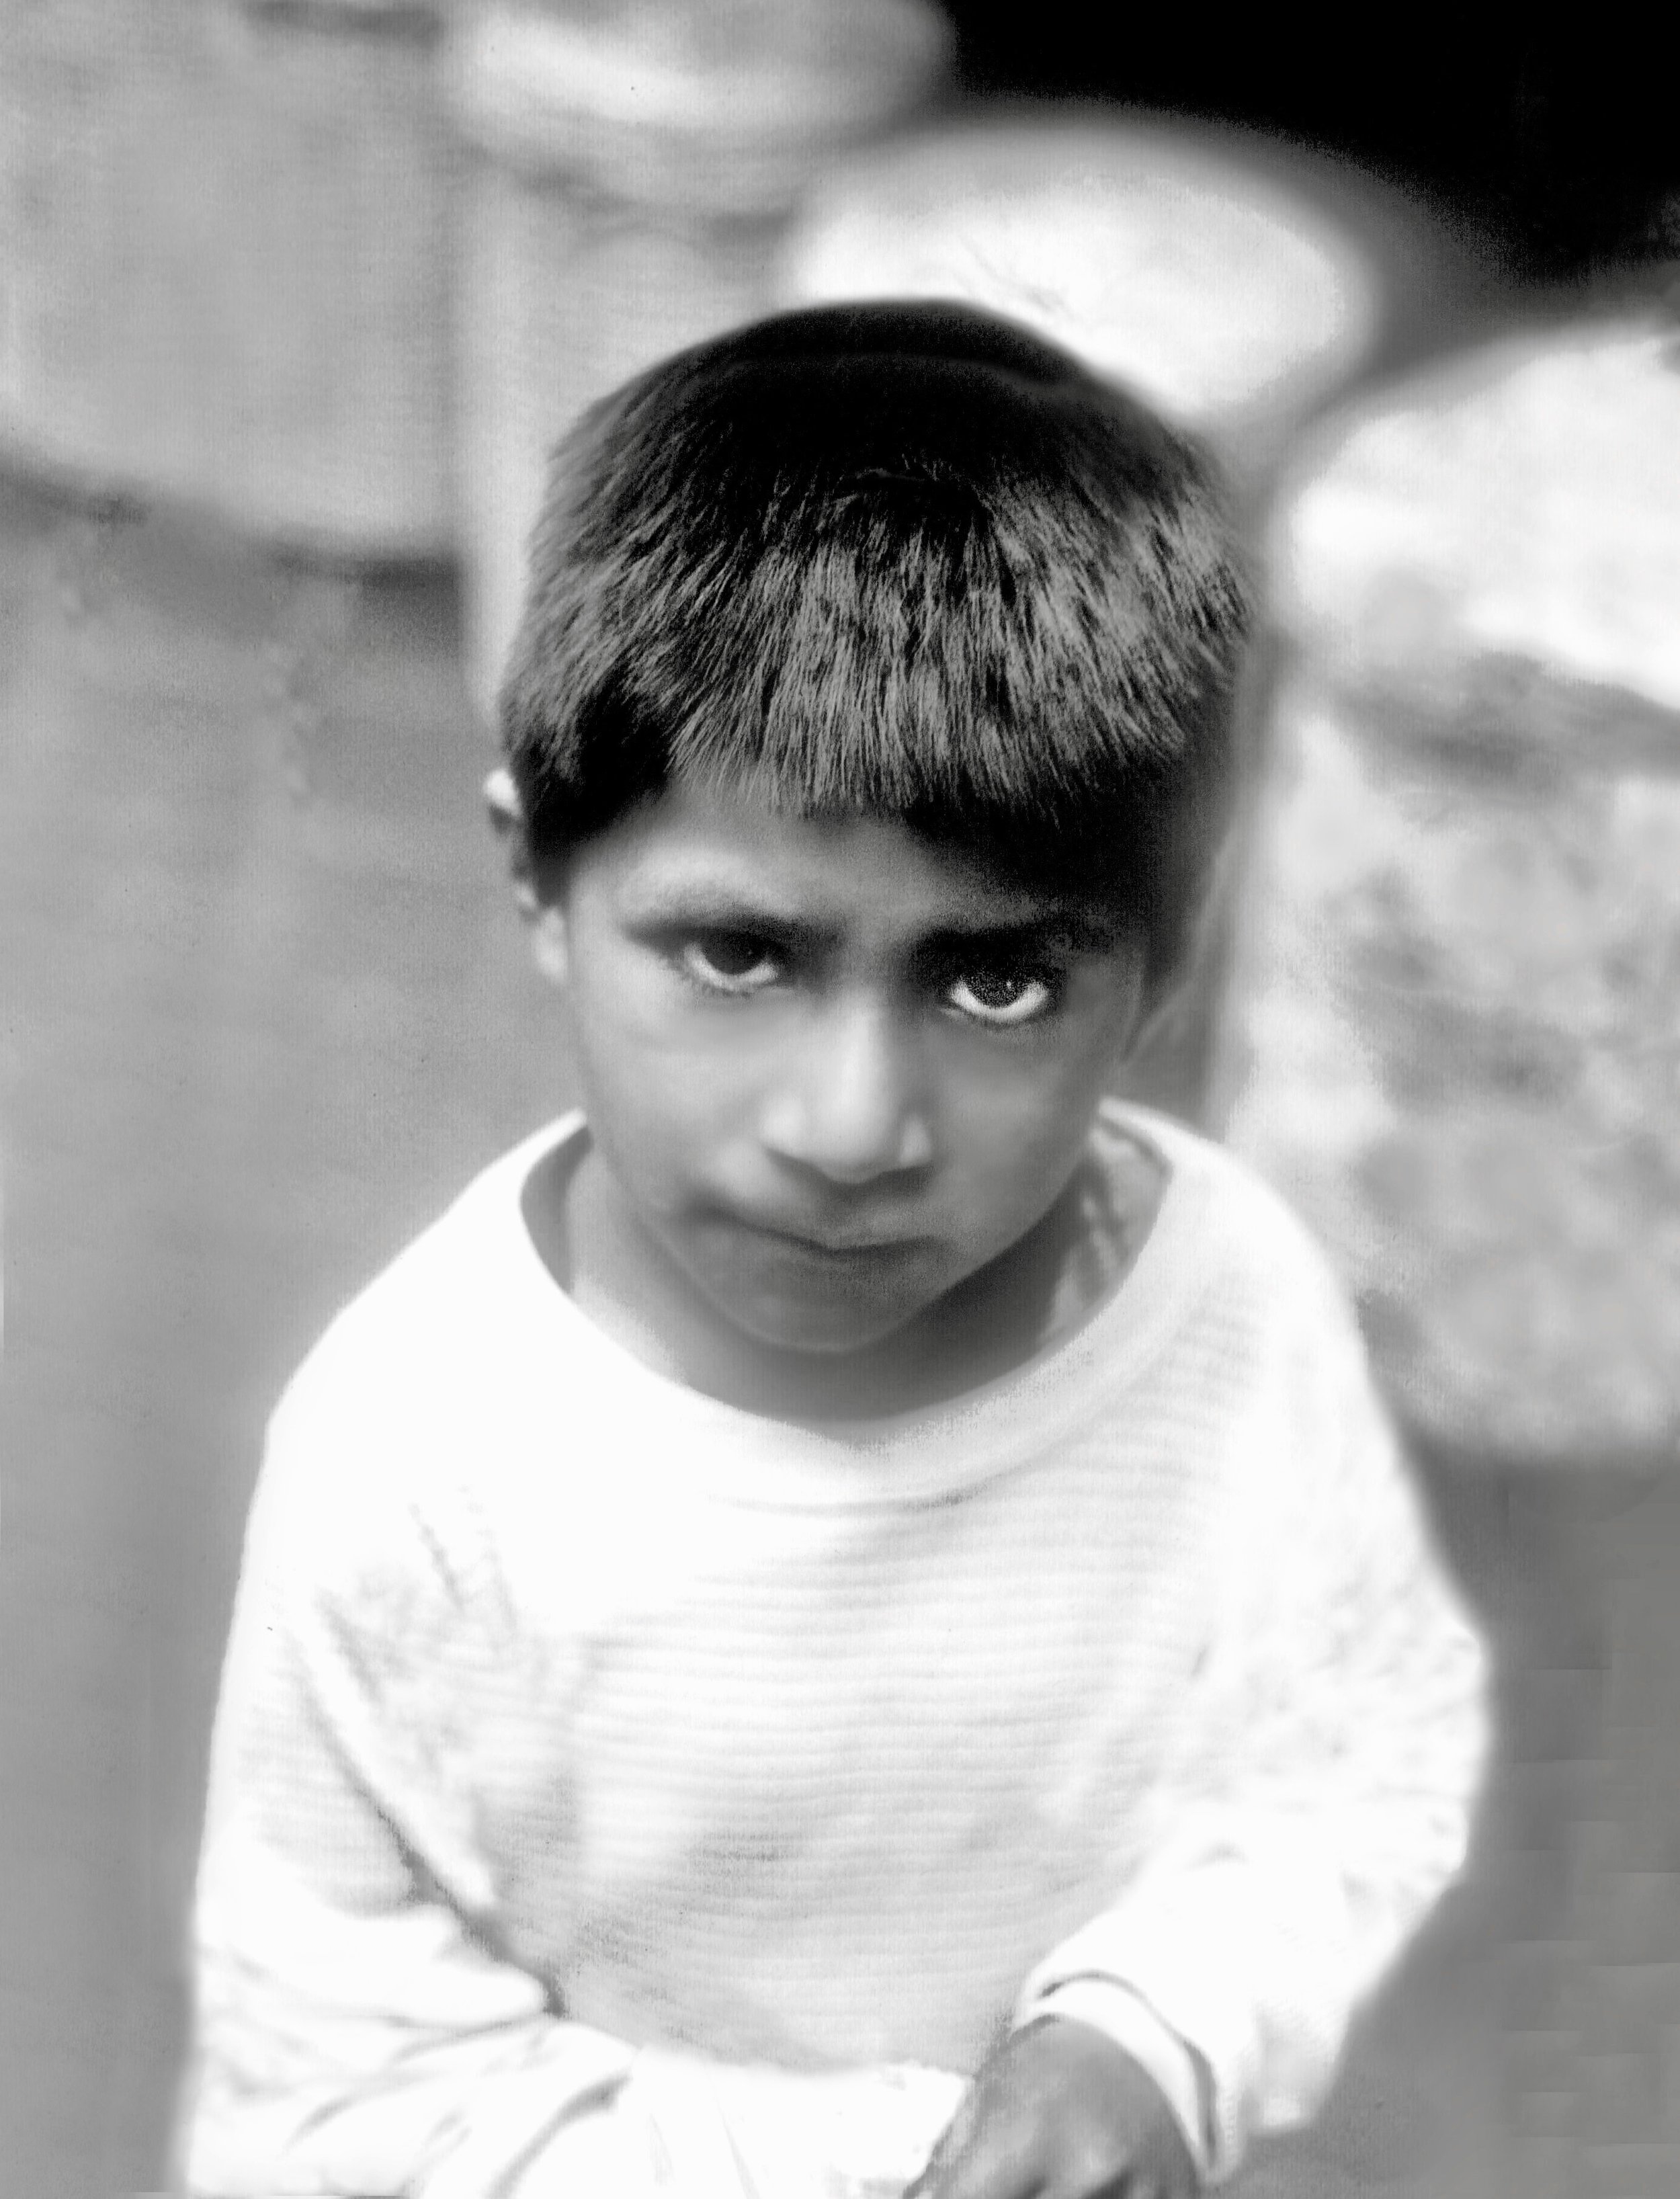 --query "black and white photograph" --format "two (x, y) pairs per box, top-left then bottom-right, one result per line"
(1, 9), (1677, 2197)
